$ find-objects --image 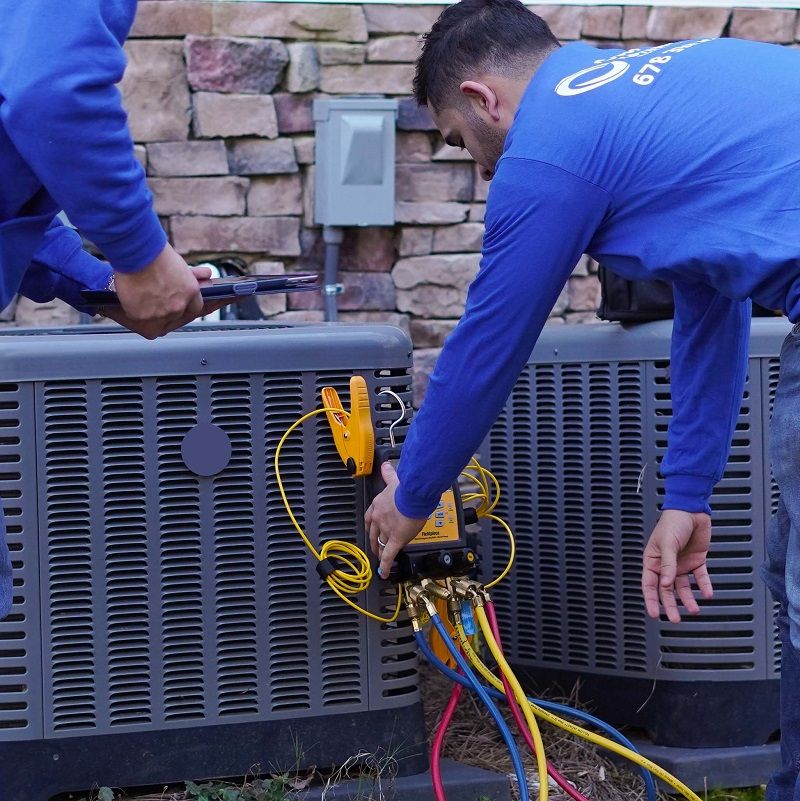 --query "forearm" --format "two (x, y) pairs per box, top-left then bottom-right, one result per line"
(662, 281), (751, 512)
